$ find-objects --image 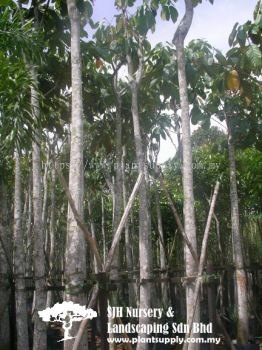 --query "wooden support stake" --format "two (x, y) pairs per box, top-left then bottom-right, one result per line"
(159, 172), (199, 264)
(183, 181), (220, 350)
(72, 172), (143, 350)
(97, 272), (109, 350)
